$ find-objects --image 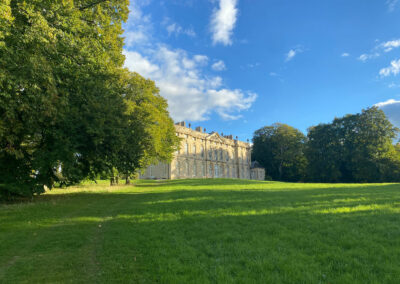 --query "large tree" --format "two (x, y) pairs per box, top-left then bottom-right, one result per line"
(306, 107), (400, 183)
(0, 1), (178, 198)
(252, 123), (307, 181)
